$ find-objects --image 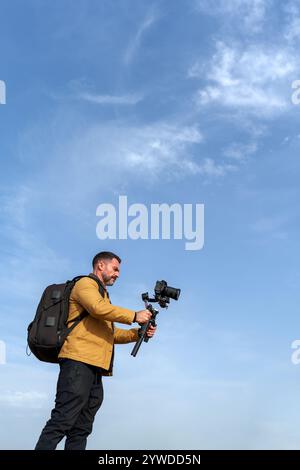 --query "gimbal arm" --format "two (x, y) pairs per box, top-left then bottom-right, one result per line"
(131, 303), (158, 357)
